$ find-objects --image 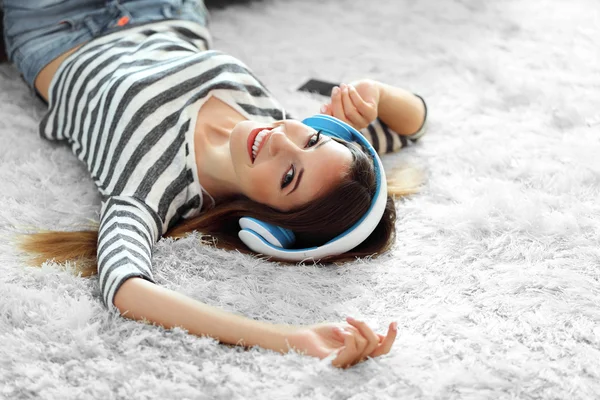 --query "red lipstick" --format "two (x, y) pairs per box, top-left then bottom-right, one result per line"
(247, 127), (272, 163)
